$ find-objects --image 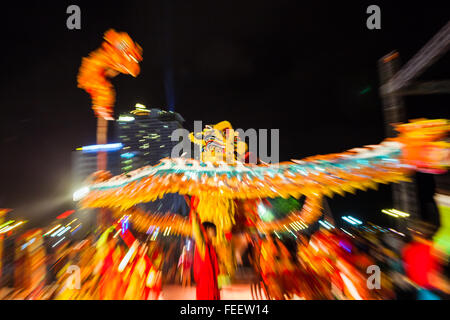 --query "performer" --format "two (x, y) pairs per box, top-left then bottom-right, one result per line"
(178, 245), (193, 287)
(190, 196), (221, 300)
(402, 222), (447, 299)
